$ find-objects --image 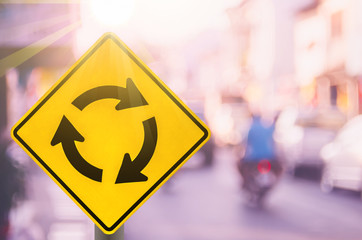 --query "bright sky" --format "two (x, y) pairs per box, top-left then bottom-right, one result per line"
(130, 0), (240, 44)
(76, 0), (240, 53)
